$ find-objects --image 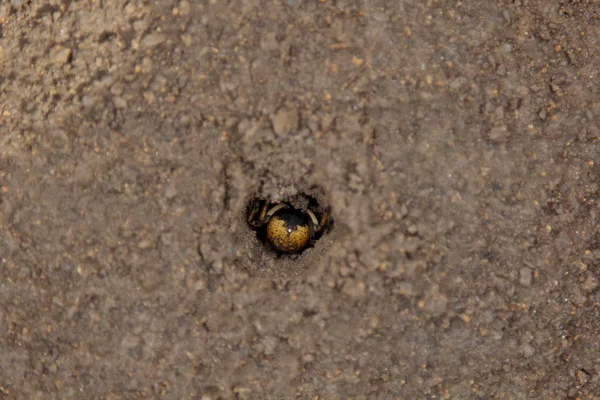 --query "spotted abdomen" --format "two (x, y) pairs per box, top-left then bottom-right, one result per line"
(266, 210), (311, 253)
